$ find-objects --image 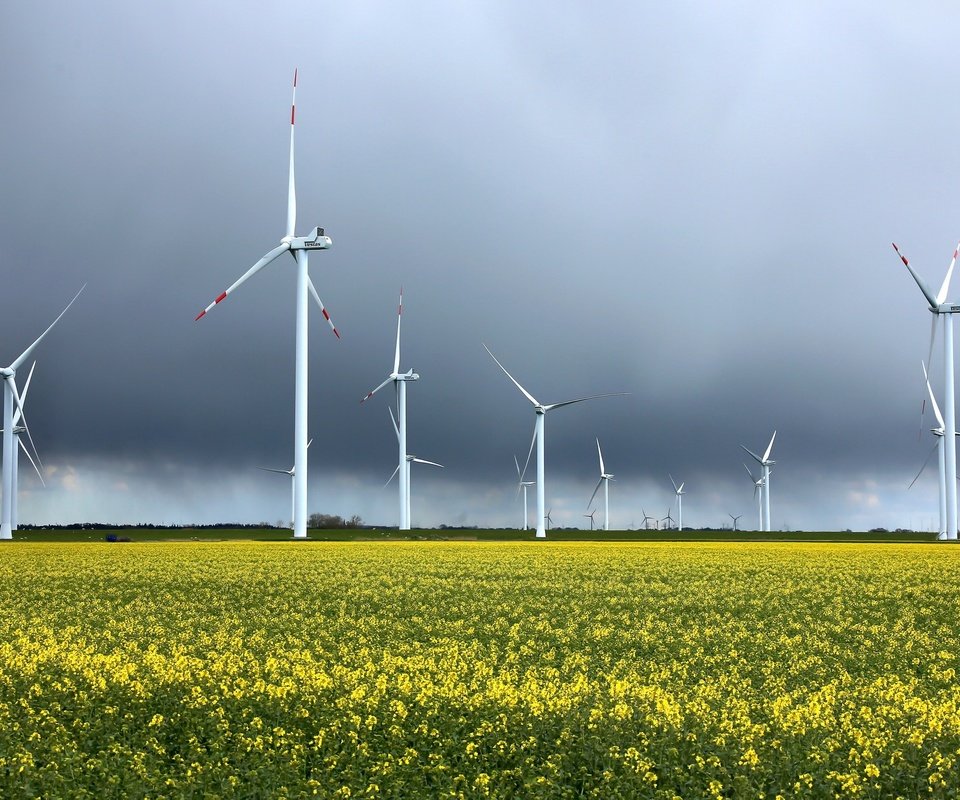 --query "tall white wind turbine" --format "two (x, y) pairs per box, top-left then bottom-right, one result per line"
(514, 454), (535, 531)
(1, 287), (84, 540)
(257, 438), (313, 529)
(741, 431), (776, 532)
(587, 438), (614, 531)
(386, 406), (442, 529)
(483, 344), (627, 539)
(362, 289), (418, 530)
(195, 71), (339, 540)
(729, 513), (742, 532)
(893, 241), (960, 539)
(669, 474), (686, 531)
(743, 463), (765, 531)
